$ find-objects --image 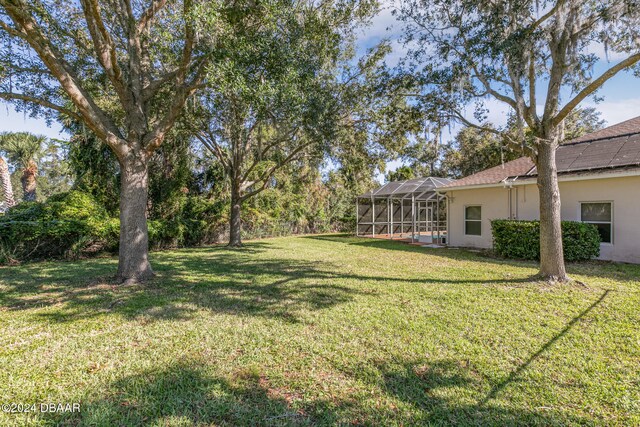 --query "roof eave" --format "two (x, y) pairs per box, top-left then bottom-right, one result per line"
(441, 181), (509, 191)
